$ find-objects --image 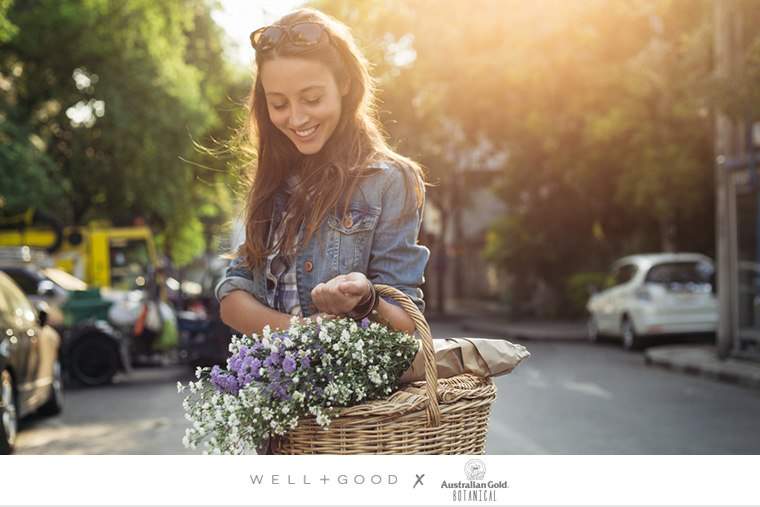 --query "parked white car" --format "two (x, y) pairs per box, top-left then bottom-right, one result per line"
(586, 253), (718, 349)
